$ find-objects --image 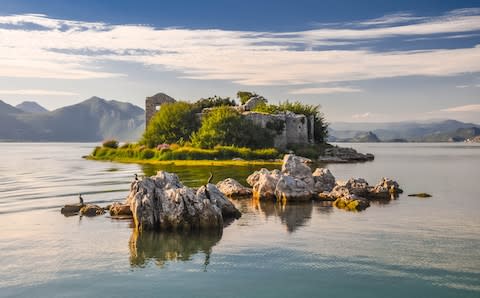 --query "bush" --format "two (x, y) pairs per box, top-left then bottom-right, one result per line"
(192, 95), (236, 112)
(140, 149), (155, 159)
(102, 139), (119, 149)
(191, 106), (274, 149)
(141, 102), (199, 148)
